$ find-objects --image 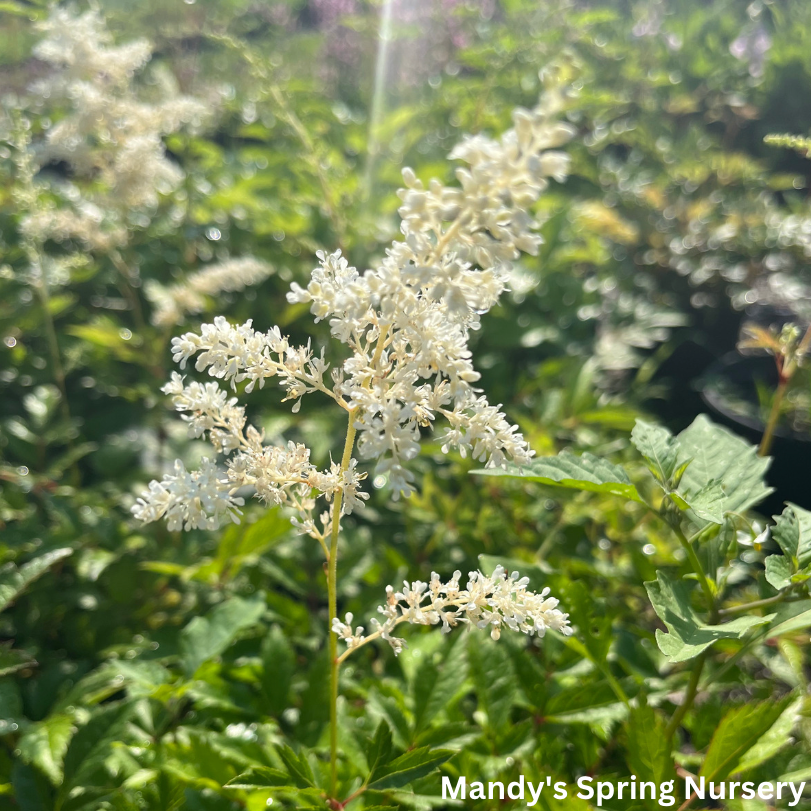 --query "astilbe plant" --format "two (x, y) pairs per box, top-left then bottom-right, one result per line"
(132, 86), (575, 805)
(20, 7), (208, 252)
